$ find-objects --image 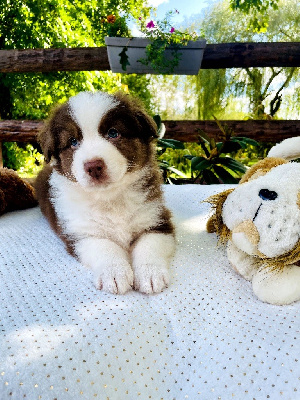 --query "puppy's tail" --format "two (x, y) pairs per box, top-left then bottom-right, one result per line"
(268, 137), (300, 161)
